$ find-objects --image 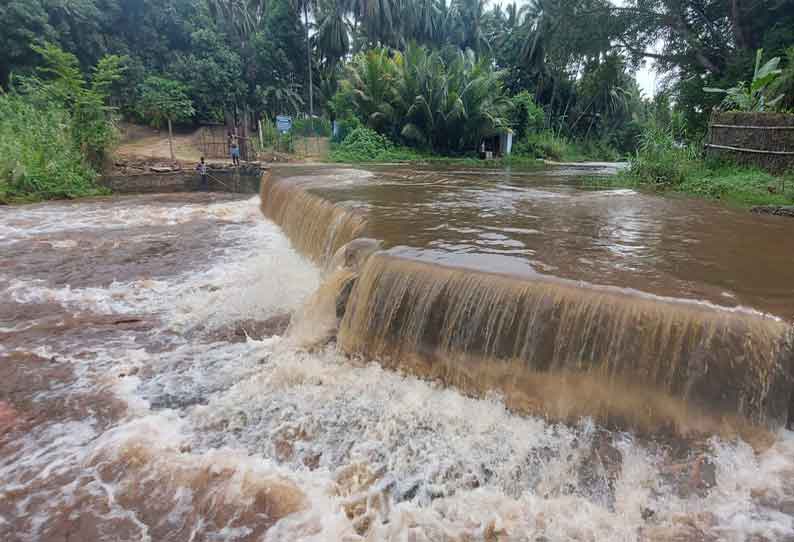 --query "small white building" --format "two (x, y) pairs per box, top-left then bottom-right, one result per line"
(481, 128), (513, 158)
